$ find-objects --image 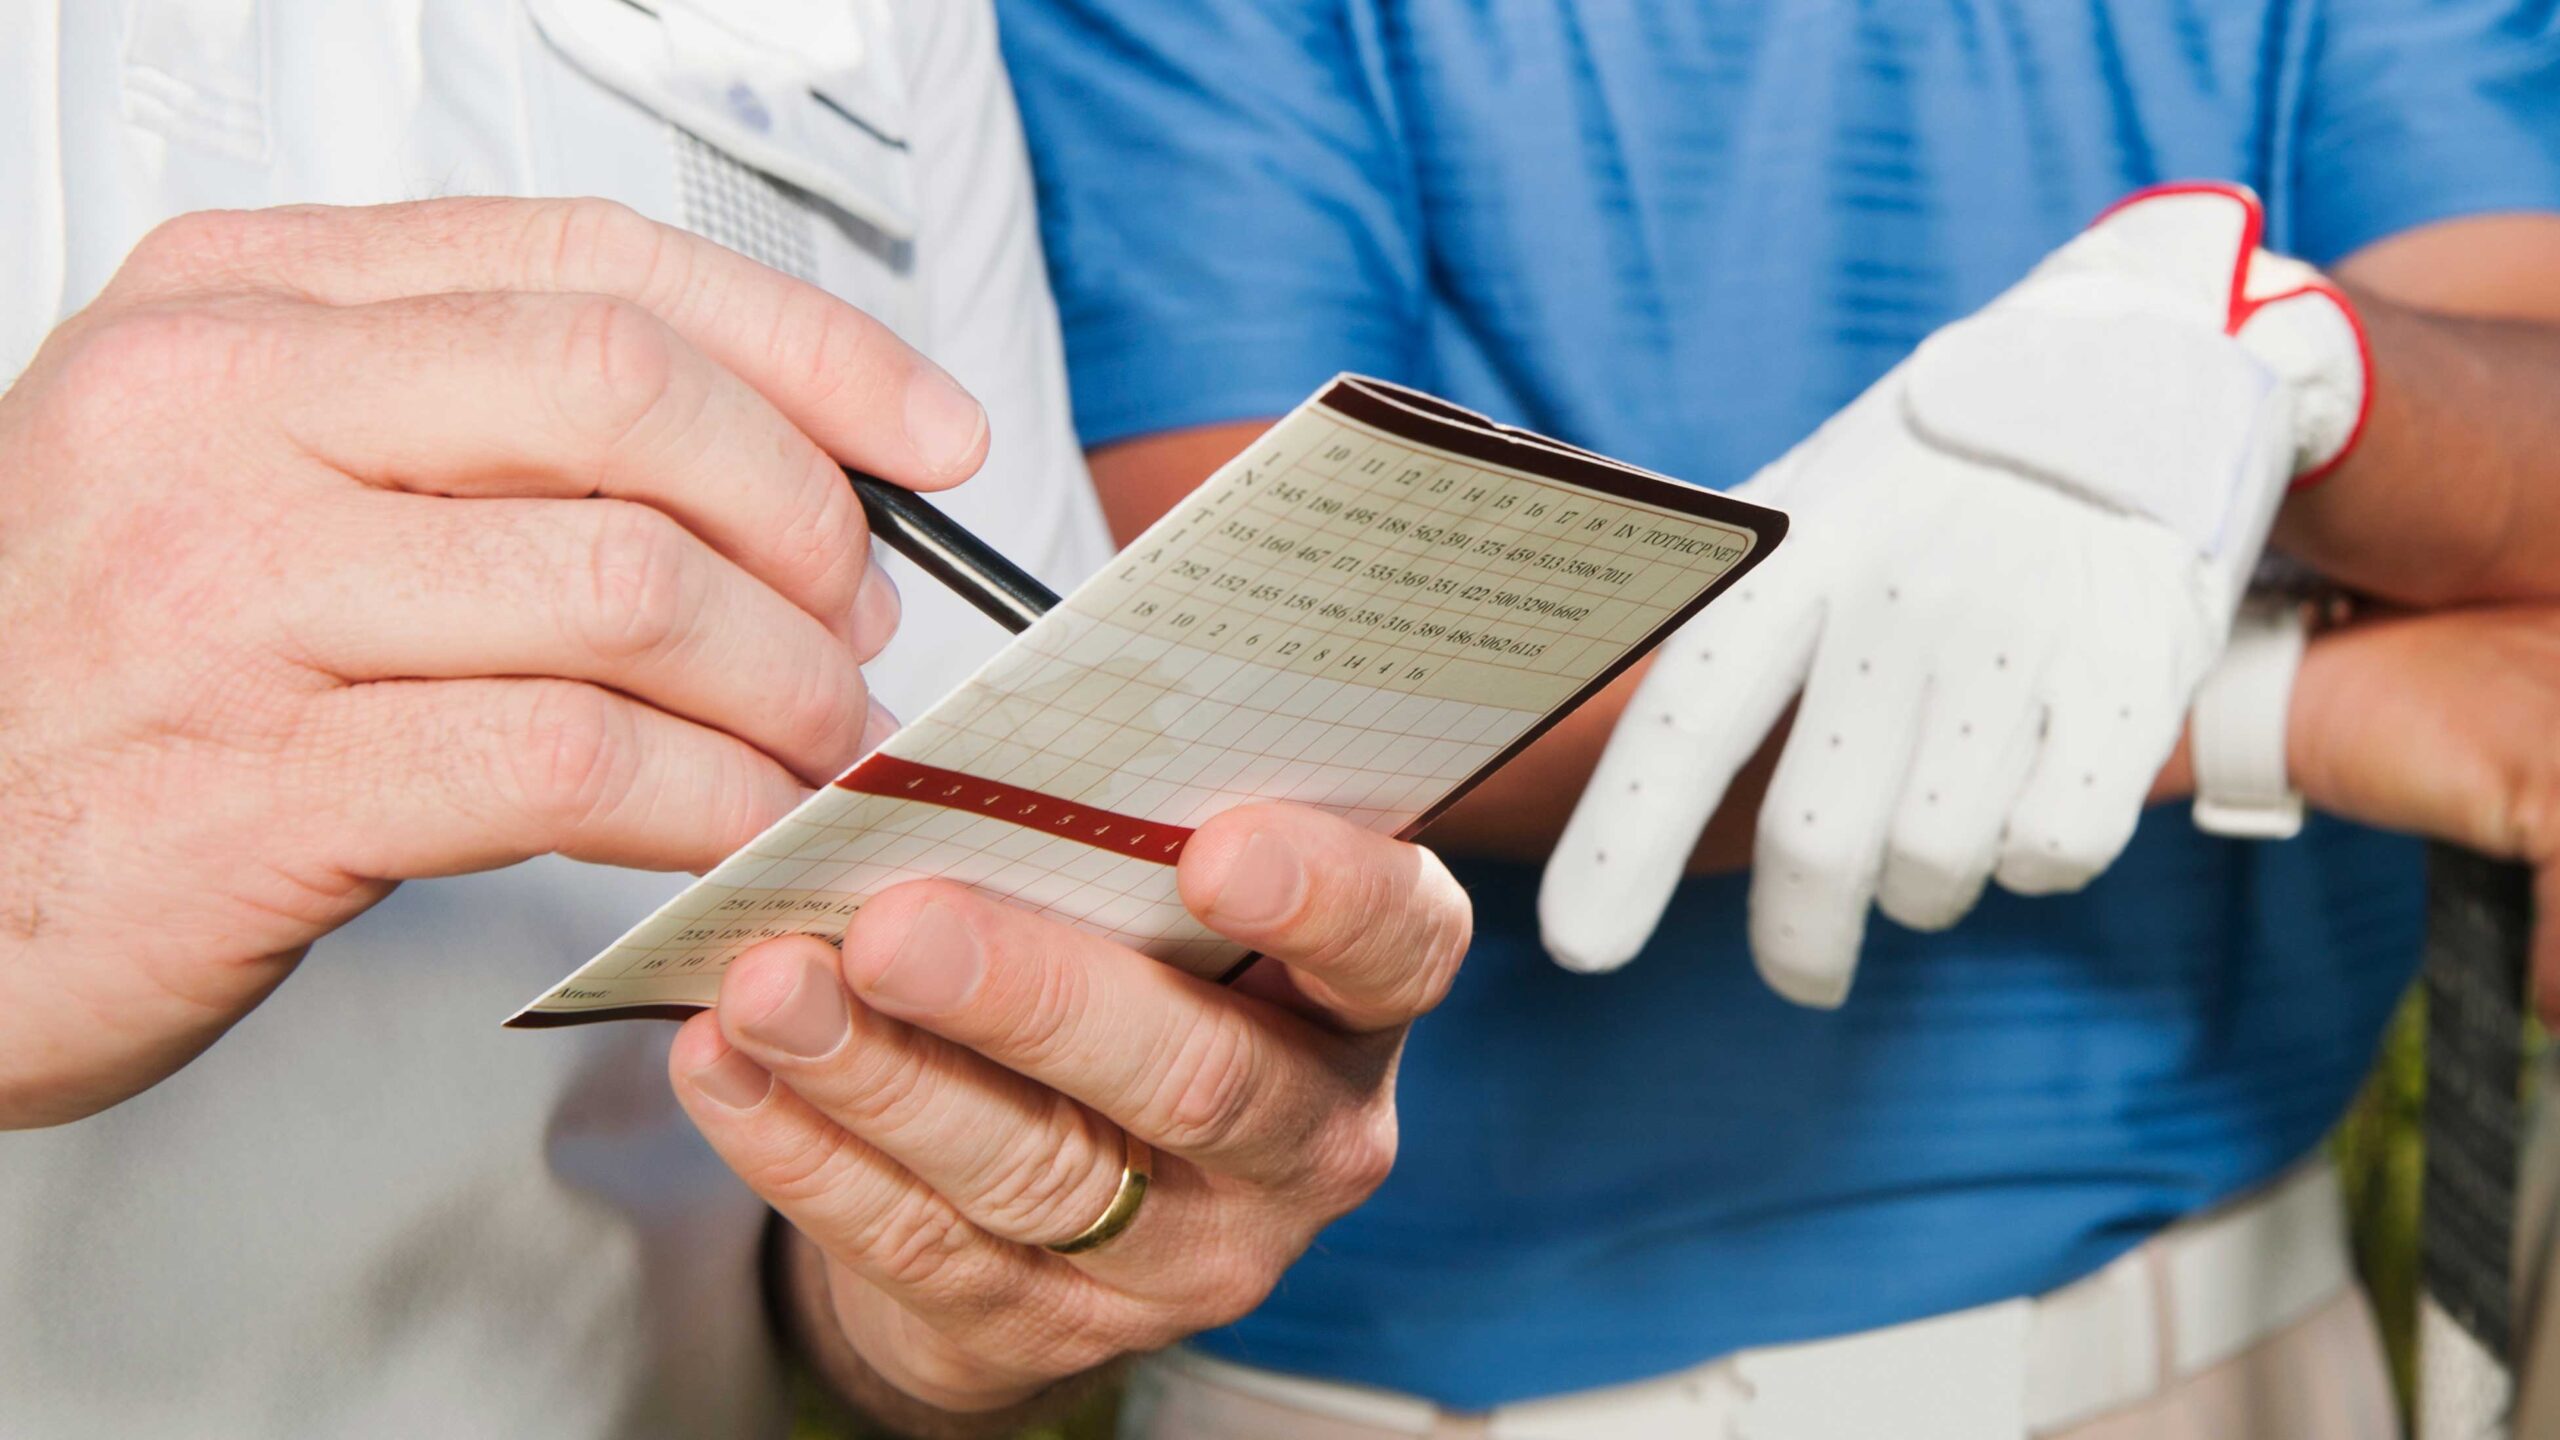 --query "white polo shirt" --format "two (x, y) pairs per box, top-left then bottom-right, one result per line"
(0, 3), (1112, 1435)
